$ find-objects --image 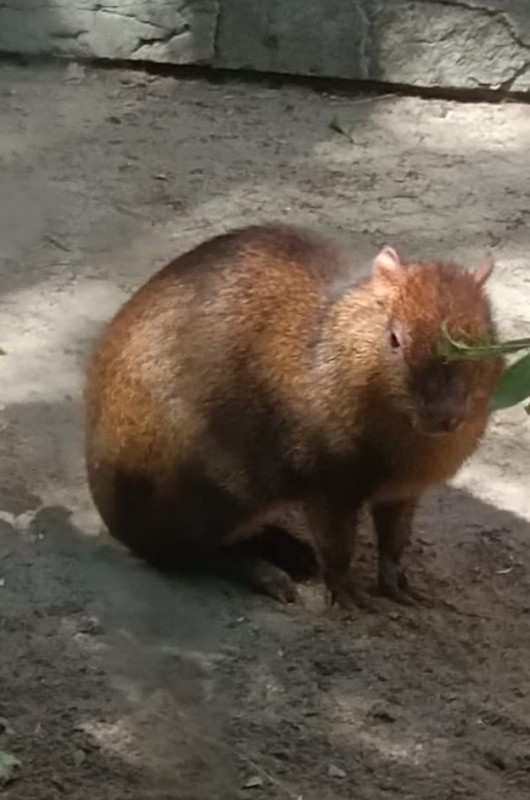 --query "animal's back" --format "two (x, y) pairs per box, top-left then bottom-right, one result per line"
(84, 224), (356, 552)
(88, 224), (353, 393)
